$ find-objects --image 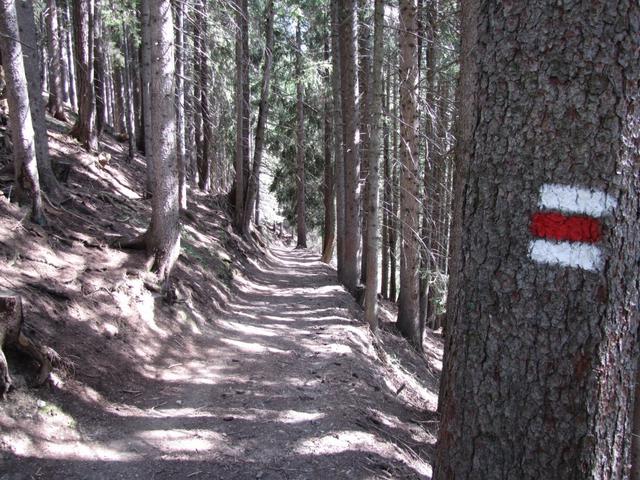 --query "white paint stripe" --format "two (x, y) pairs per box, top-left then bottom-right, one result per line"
(529, 239), (603, 272)
(538, 184), (617, 217)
